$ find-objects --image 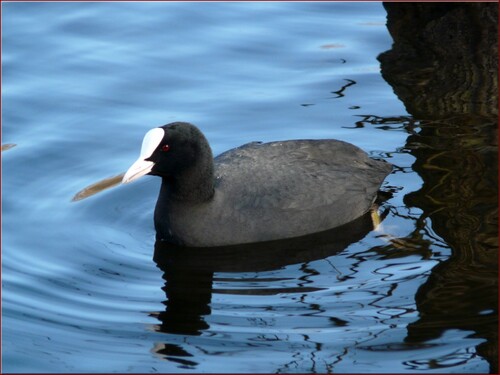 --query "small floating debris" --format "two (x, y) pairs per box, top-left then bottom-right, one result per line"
(1, 143), (17, 152)
(72, 173), (124, 202)
(320, 43), (345, 49)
